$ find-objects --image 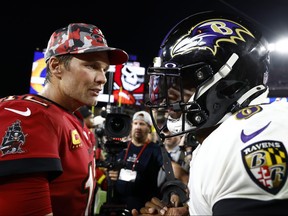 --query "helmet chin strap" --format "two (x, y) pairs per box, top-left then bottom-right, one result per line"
(167, 53), (239, 135)
(237, 85), (269, 105)
(216, 85), (269, 125)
